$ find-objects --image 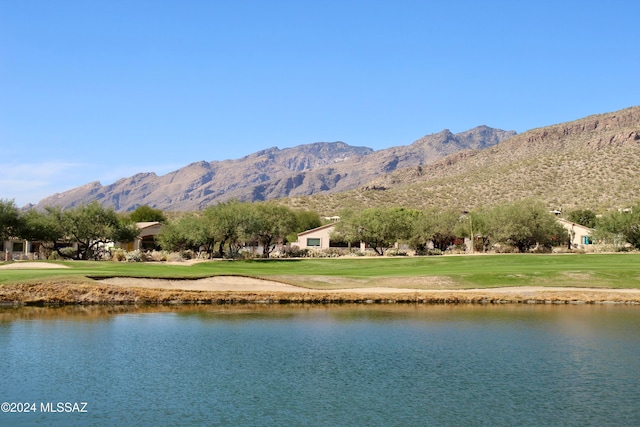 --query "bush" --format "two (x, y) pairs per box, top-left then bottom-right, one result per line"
(531, 245), (553, 253)
(58, 247), (77, 258)
(166, 252), (184, 262)
(454, 242), (467, 252)
(493, 244), (518, 253)
(302, 247), (350, 258)
(111, 248), (126, 262)
(125, 250), (146, 262)
(385, 248), (408, 256)
(324, 248), (349, 257)
(148, 250), (168, 262)
(279, 246), (309, 258)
